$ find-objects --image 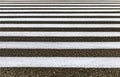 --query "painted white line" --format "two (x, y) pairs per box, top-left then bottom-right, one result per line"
(0, 24), (120, 28)
(0, 32), (120, 37)
(0, 42), (120, 49)
(1, 7), (120, 8)
(1, 18), (120, 21)
(1, 13), (120, 16)
(0, 57), (119, 68)
(1, 4), (120, 5)
(0, 10), (120, 12)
